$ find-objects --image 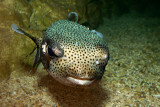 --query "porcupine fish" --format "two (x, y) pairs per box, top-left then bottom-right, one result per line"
(11, 12), (109, 86)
